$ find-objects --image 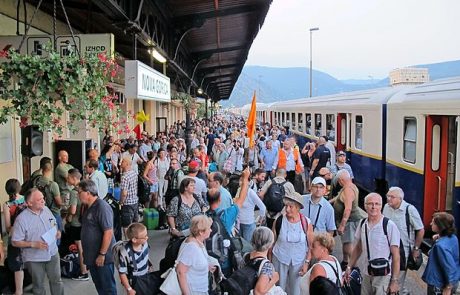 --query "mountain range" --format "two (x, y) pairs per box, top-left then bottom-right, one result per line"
(224, 60), (460, 107)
